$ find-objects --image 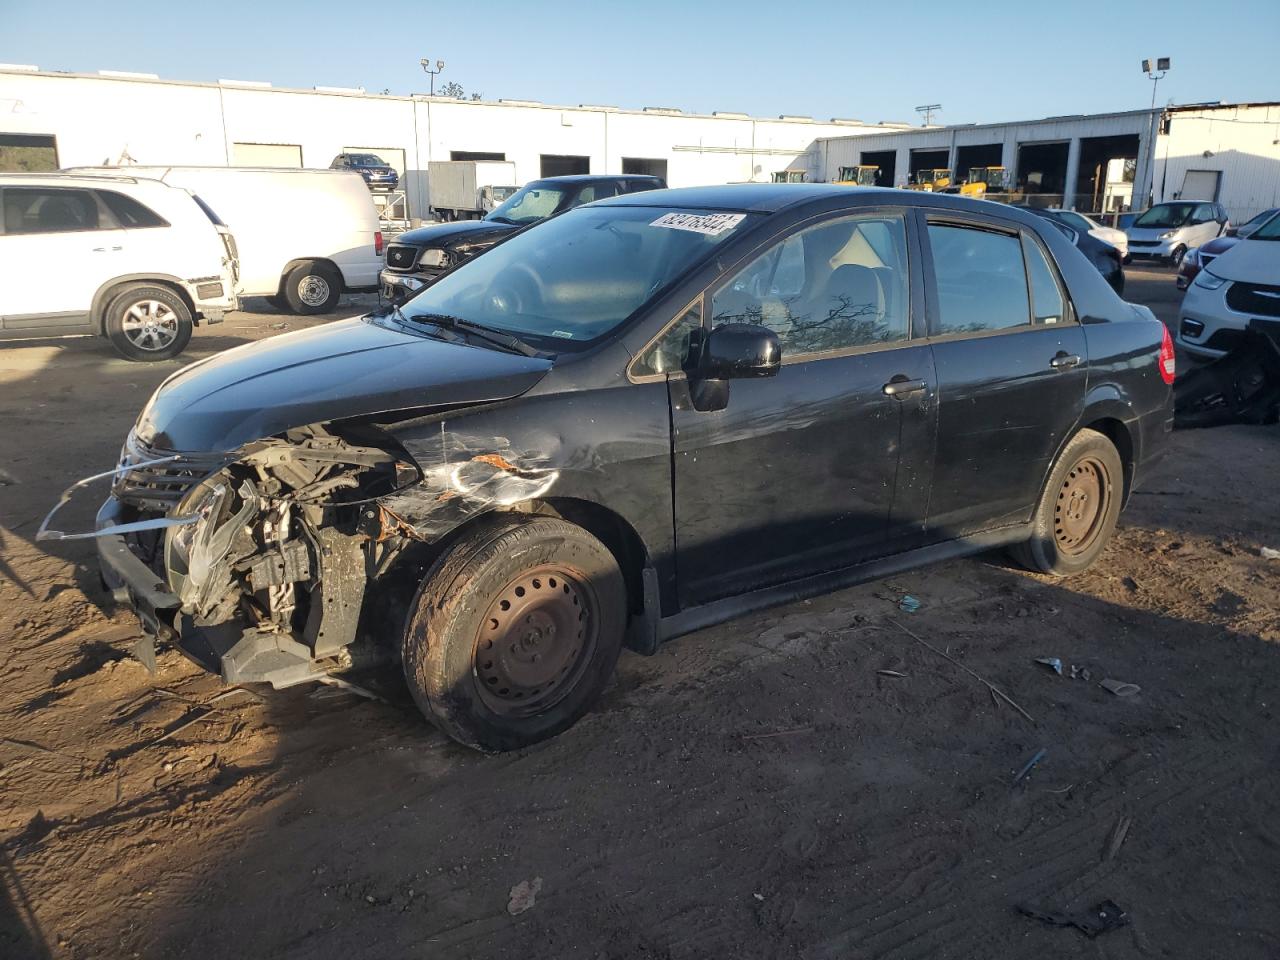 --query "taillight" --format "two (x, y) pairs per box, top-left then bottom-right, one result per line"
(374, 231), (384, 256)
(1158, 325), (1176, 384)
